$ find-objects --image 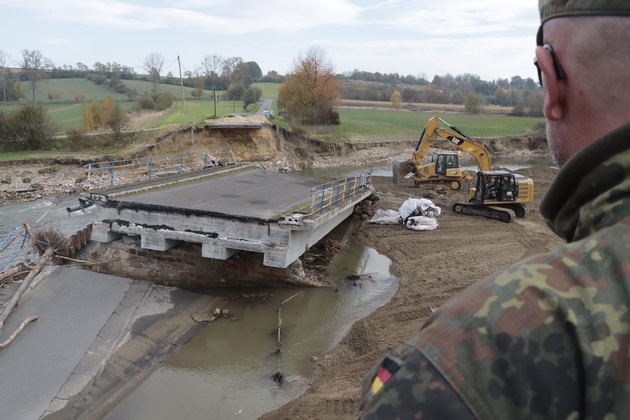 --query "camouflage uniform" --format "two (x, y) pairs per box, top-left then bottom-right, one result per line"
(359, 121), (630, 419)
